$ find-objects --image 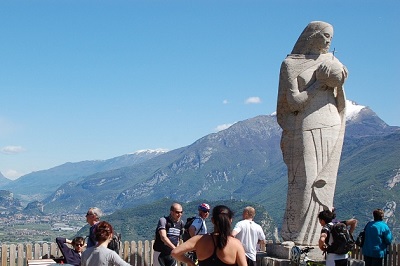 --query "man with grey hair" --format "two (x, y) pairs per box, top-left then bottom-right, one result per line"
(85, 207), (103, 248)
(232, 206), (265, 266)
